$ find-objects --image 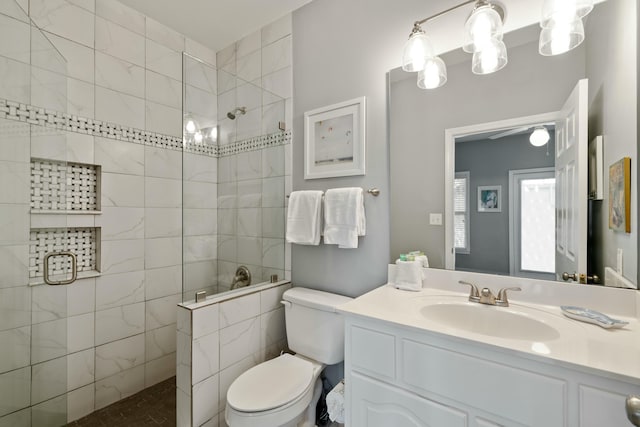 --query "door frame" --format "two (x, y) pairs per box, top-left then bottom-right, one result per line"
(444, 111), (561, 269)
